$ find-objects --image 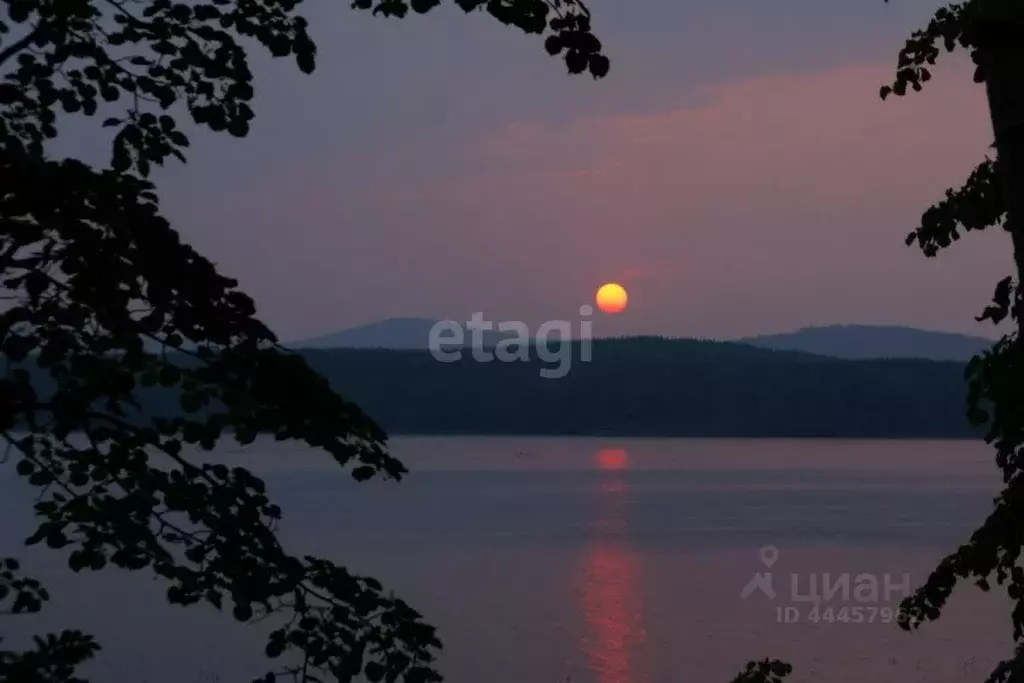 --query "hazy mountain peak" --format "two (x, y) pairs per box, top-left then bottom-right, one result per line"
(738, 324), (994, 361)
(286, 316), (517, 350)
